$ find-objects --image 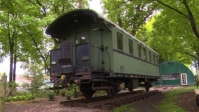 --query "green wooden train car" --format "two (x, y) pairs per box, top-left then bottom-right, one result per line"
(46, 9), (159, 98)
